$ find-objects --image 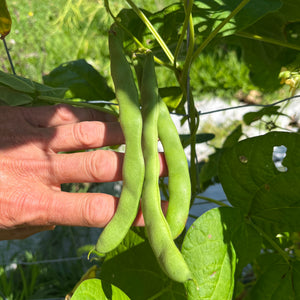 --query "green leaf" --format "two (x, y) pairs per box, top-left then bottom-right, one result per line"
(99, 240), (186, 300)
(182, 207), (237, 300)
(193, 0), (282, 38)
(159, 86), (183, 109)
(71, 279), (130, 300)
(222, 124), (243, 148)
(0, 85), (33, 106)
(116, 0), (282, 59)
(0, 0), (11, 38)
(43, 59), (115, 101)
(103, 228), (146, 261)
(0, 70), (35, 94)
(180, 133), (215, 149)
(198, 126), (242, 190)
(198, 150), (222, 190)
(243, 106), (285, 125)
(228, 0), (300, 91)
(246, 256), (300, 300)
(31, 81), (67, 99)
(218, 131), (300, 231)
